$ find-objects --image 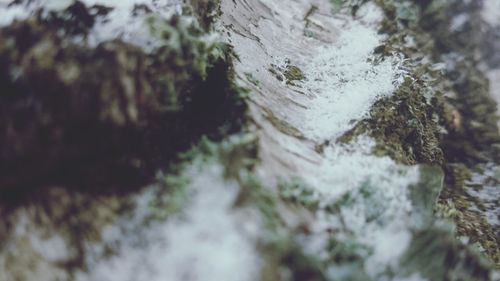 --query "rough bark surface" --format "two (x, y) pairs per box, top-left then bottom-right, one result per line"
(0, 0), (498, 280)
